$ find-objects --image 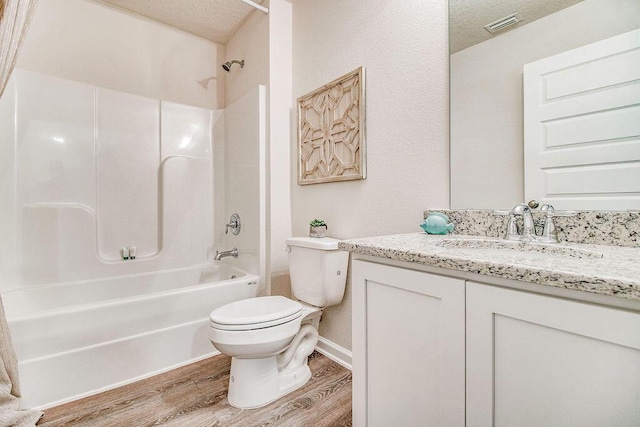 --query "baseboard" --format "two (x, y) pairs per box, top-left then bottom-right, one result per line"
(315, 336), (352, 370)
